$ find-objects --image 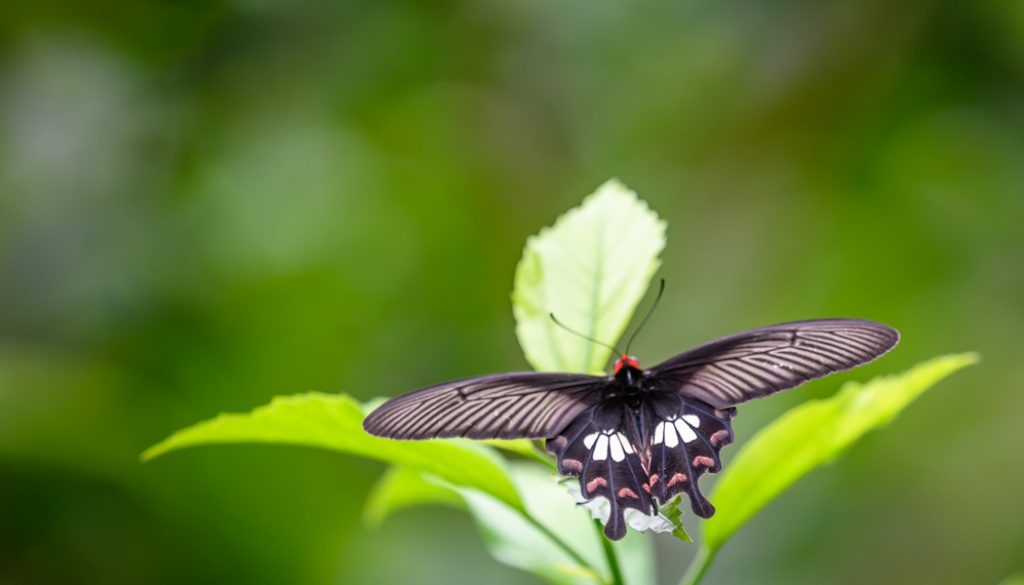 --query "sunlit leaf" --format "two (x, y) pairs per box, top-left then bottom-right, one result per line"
(703, 352), (979, 553)
(363, 466), (464, 527)
(142, 392), (524, 512)
(512, 179), (666, 375)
